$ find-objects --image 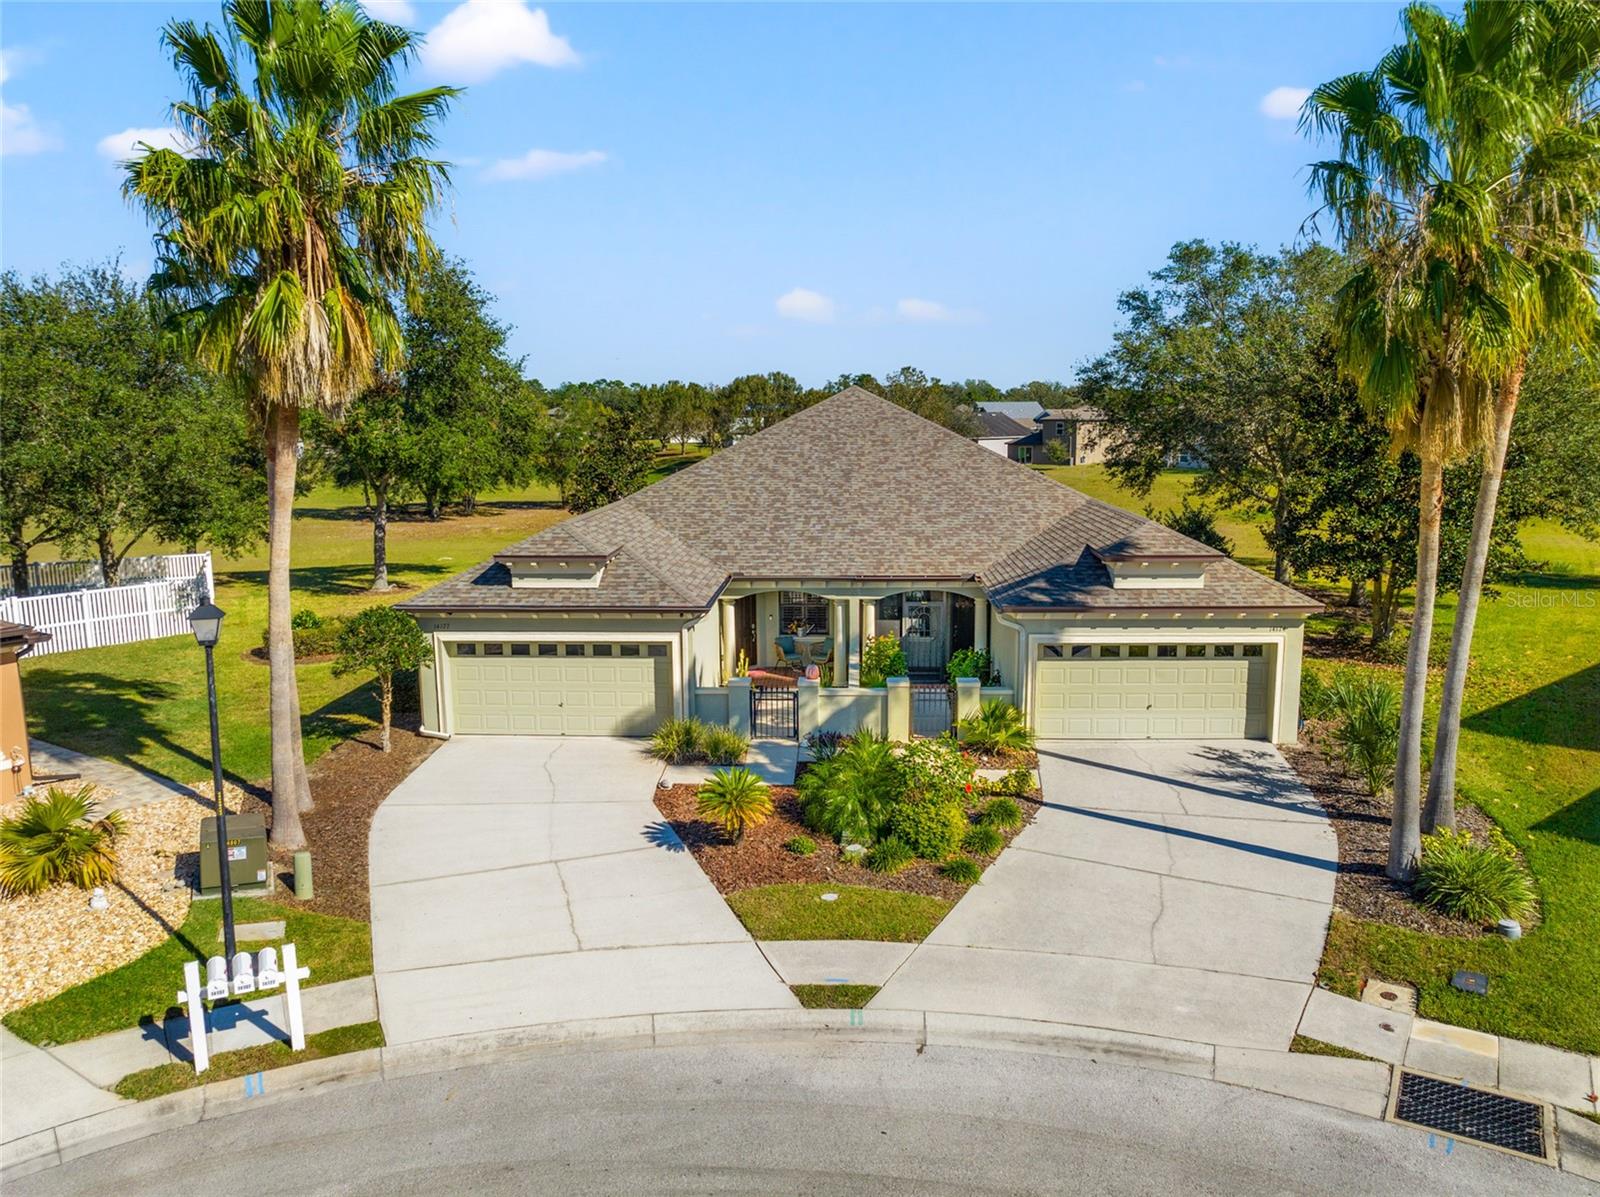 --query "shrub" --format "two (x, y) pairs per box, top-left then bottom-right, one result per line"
(0, 786), (125, 897)
(804, 730), (849, 762)
(1000, 766), (1036, 796)
(1300, 668), (1336, 722)
(290, 607), (324, 631)
(333, 606), (434, 752)
(946, 648), (996, 686)
(1145, 496), (1232, 555)
(696, 768), (773, 844)
(650, 717), (706, 765)
(1044, 439), (1070, 465)
(900, 737), (976, 804)
(941, 857), (983, 884)
(865, 837), (915, 875)
(980, 797), (1024, 831)
(860, 635), (909, 688)
(701, 724), (750, 765)
(263, 614), (344, 657)
(1329, 671), (1401, 797)
(784, 835), (816, 856)
(796, 730), (903, 844)
(959, 700), (1034, 754)
(887, 800), (968, 860)
(962, 824), (1004, 856)
(1416, 828), (1535, 924)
